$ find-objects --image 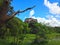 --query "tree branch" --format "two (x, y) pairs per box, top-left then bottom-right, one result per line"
(6, 5), (36, 22)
